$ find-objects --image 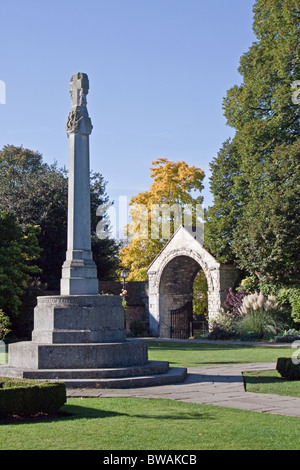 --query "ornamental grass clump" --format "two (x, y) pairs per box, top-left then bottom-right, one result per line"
(239, 291), (278, 315)
(236, 291), (286, 339)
